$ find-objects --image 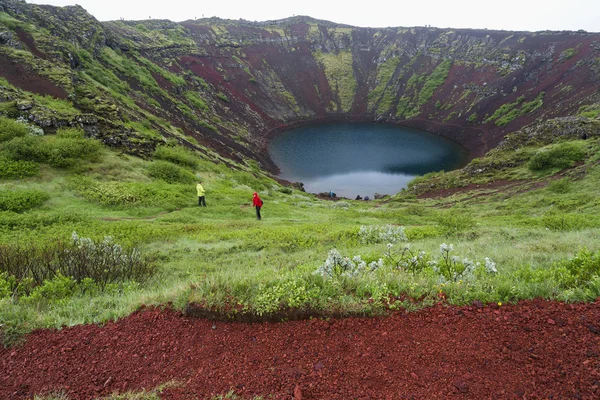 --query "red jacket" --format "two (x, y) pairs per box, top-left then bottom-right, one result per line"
(252, 192), (263, 207)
